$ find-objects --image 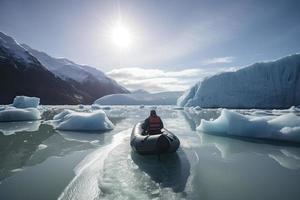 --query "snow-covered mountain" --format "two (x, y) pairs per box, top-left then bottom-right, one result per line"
(0, 32), (128, 104)
(21, 44), (128, 94)
(178, 54), (300, 109)
(95, 91), (183, 105)
(0, 32), (43, 67)
(0, 32), (88, 104)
